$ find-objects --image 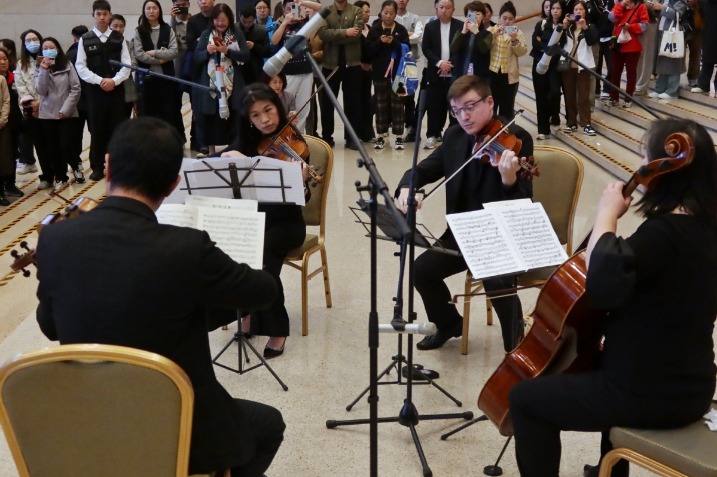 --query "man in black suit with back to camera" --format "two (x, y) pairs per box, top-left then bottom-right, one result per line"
(35, 116), (284, 477)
